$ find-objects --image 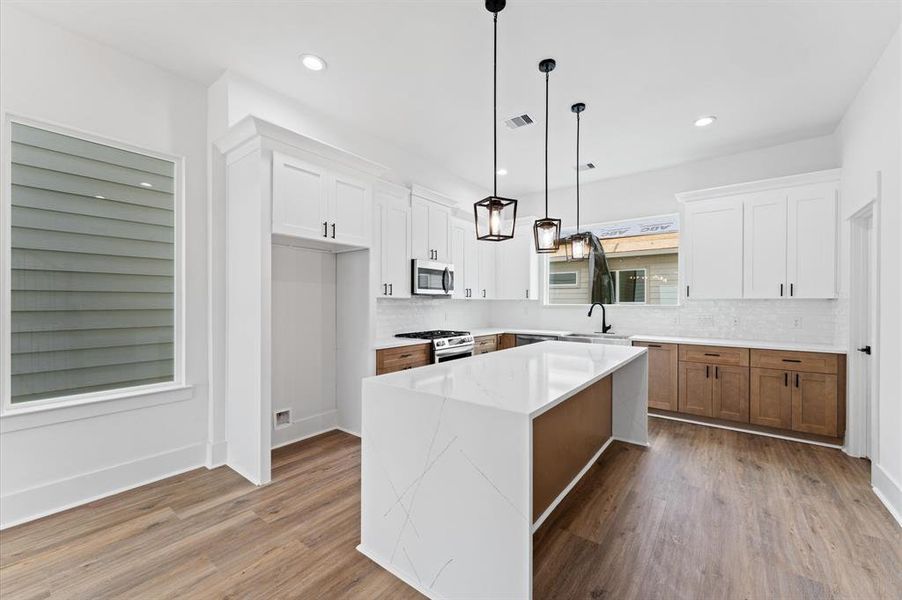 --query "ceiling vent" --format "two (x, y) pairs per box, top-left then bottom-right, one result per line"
(577, 163), (596, 171)
(504, 114), (534, 129)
